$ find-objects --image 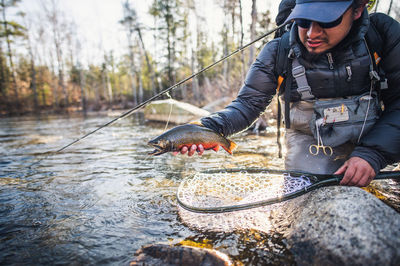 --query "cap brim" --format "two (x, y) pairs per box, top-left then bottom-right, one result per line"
(285, 1), (353, 24)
